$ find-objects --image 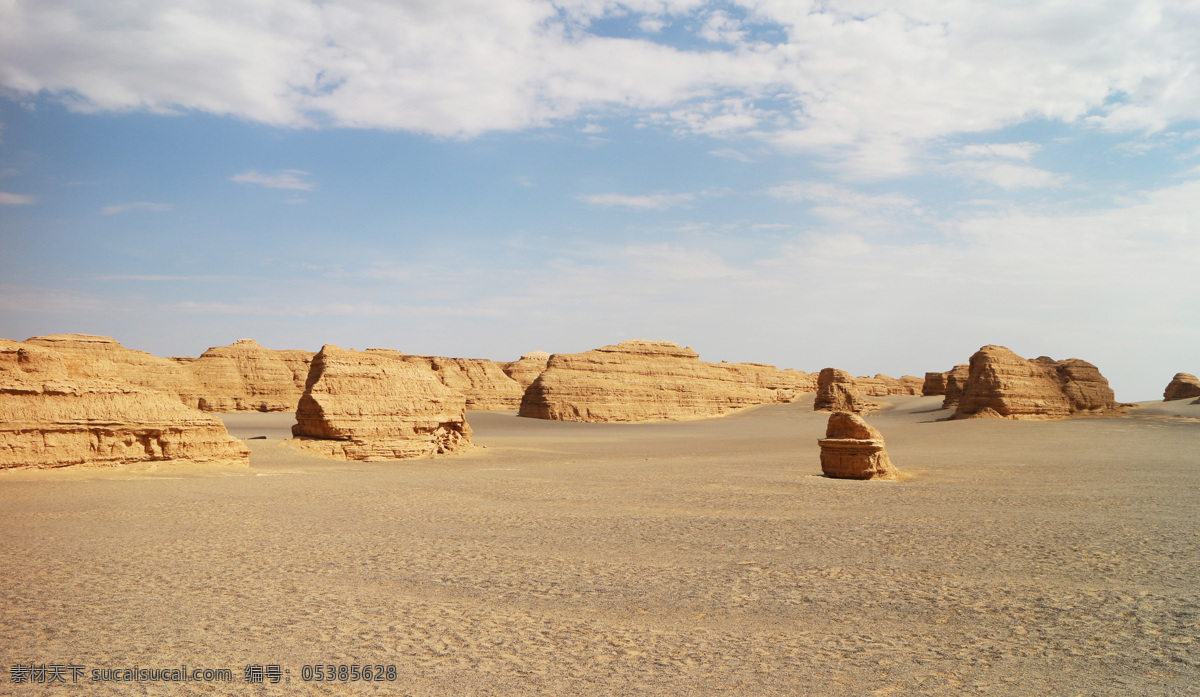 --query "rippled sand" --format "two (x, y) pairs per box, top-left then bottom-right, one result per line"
(2, 396), (1198, 695)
